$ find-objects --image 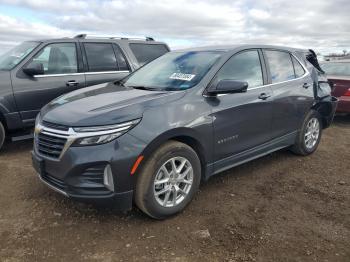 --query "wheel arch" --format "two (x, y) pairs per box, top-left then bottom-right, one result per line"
(138, 128), (210, 181)
(311, 99), (337, 129)
(0, 111), (7, 130)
